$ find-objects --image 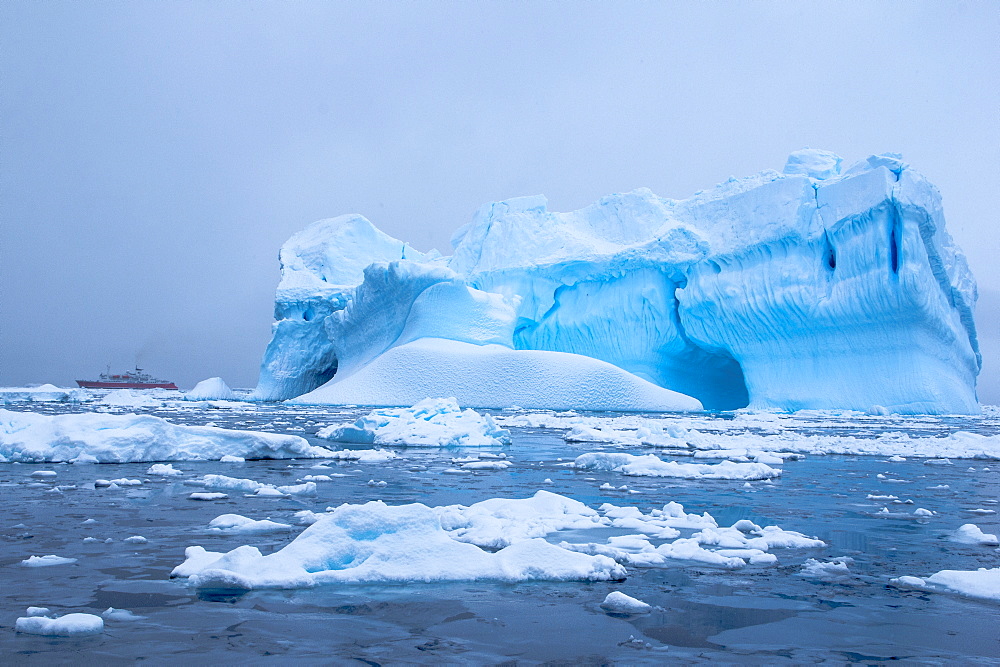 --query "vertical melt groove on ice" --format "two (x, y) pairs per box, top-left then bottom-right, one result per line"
(250, 150), (981, 415)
